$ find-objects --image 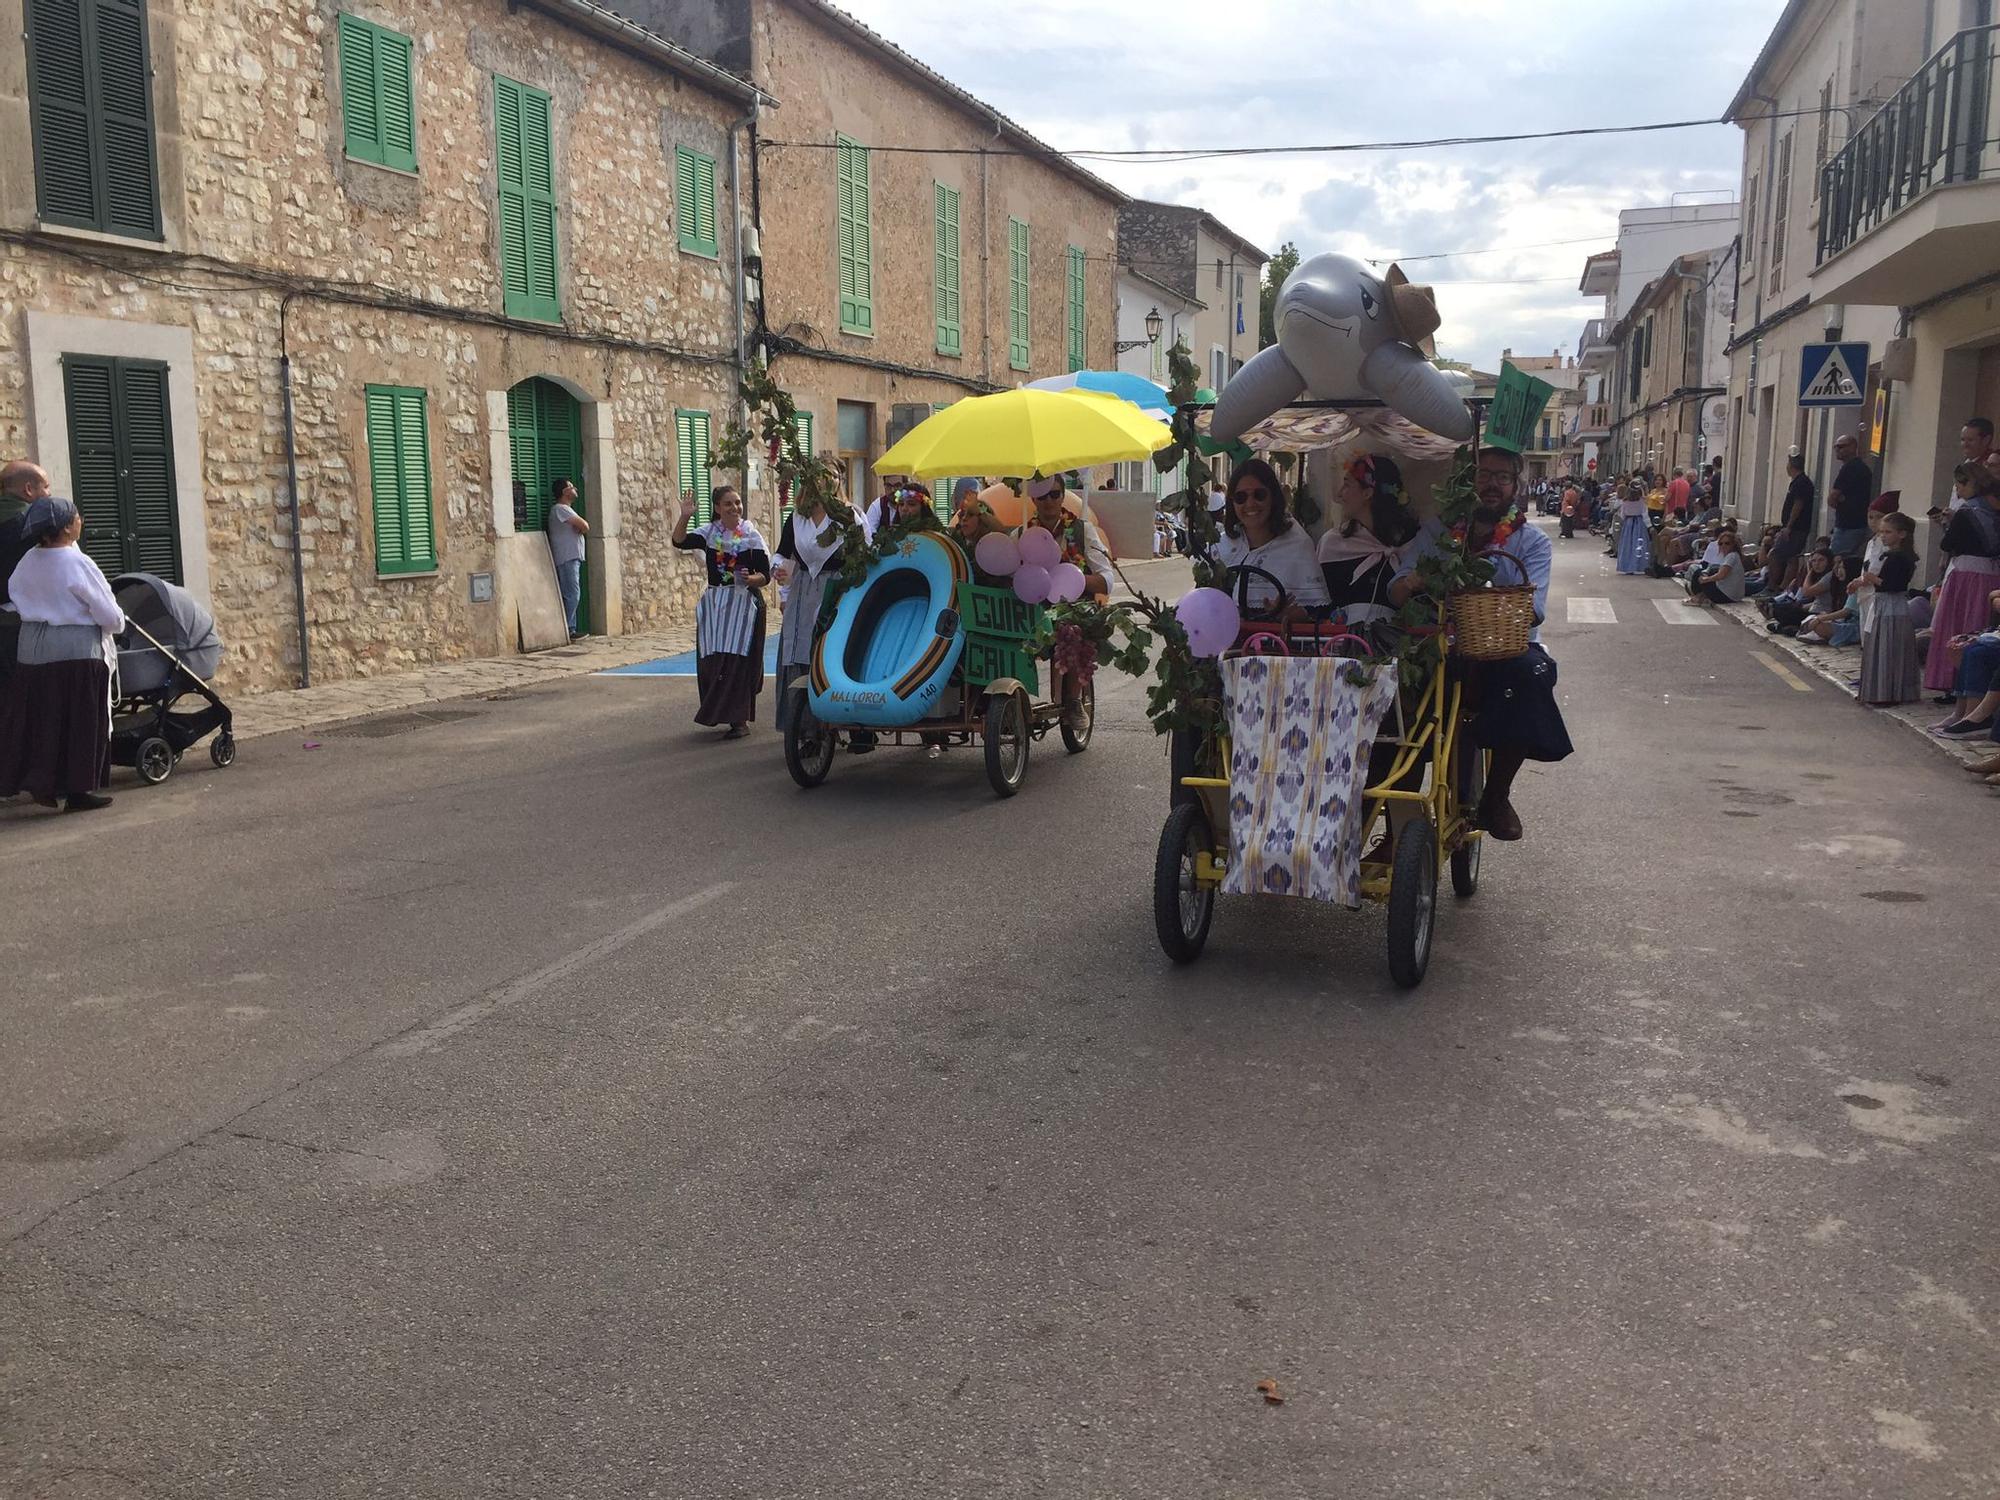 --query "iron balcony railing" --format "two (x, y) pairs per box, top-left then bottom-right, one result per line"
(1819, 25), (2000, 263)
